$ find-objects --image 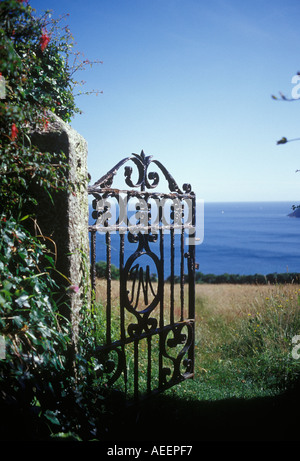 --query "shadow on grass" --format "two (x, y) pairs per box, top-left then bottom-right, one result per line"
(102, 384), (300, 442)
(1, 382), (300, 441)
